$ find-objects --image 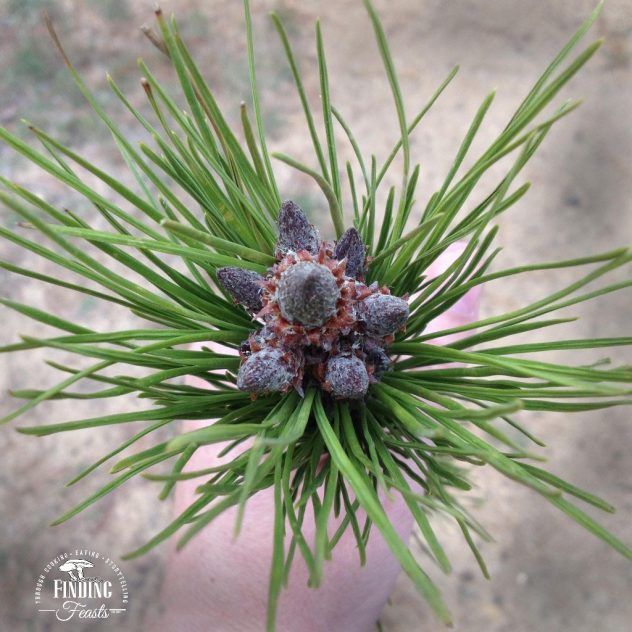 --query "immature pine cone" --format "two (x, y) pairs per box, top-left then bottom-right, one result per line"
(217, 267), (264, 314)
(236, 347), (295, 394)
(217, 201), (409, 399)
(276, 262), (340, 327)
